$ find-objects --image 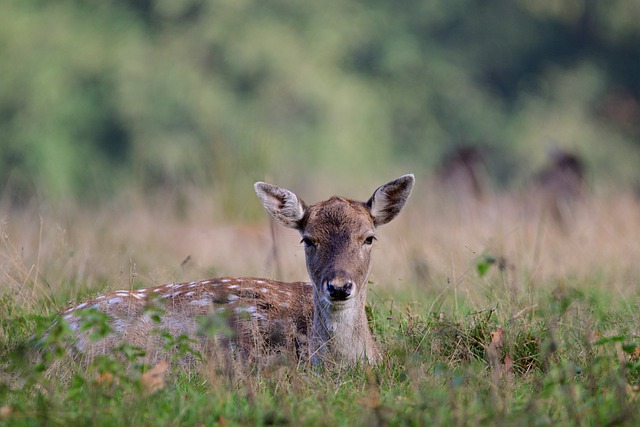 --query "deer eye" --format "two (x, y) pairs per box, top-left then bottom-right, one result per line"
(363, 235), (376, 246)
(301, 237), (316, 248)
